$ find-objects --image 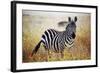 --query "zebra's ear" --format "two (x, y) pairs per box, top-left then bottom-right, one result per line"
(74, 16), (77, 22)
(68, 17), (71, 22)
